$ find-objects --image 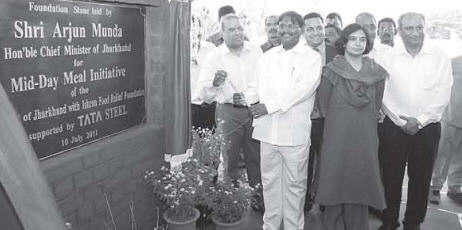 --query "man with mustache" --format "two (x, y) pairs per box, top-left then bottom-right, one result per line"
(261, 15), (281, 53)
(378, 17), (397, 47)
(248, 11), (322, 230)
(301, 12), (338, 212)
(196, 14), (262, 194)
(377, 12), (453, 230)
